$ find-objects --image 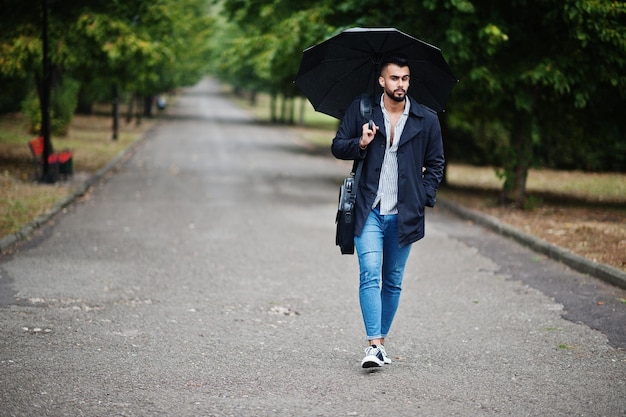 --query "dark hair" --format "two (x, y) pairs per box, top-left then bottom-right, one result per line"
(379, 54), (409, 74)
